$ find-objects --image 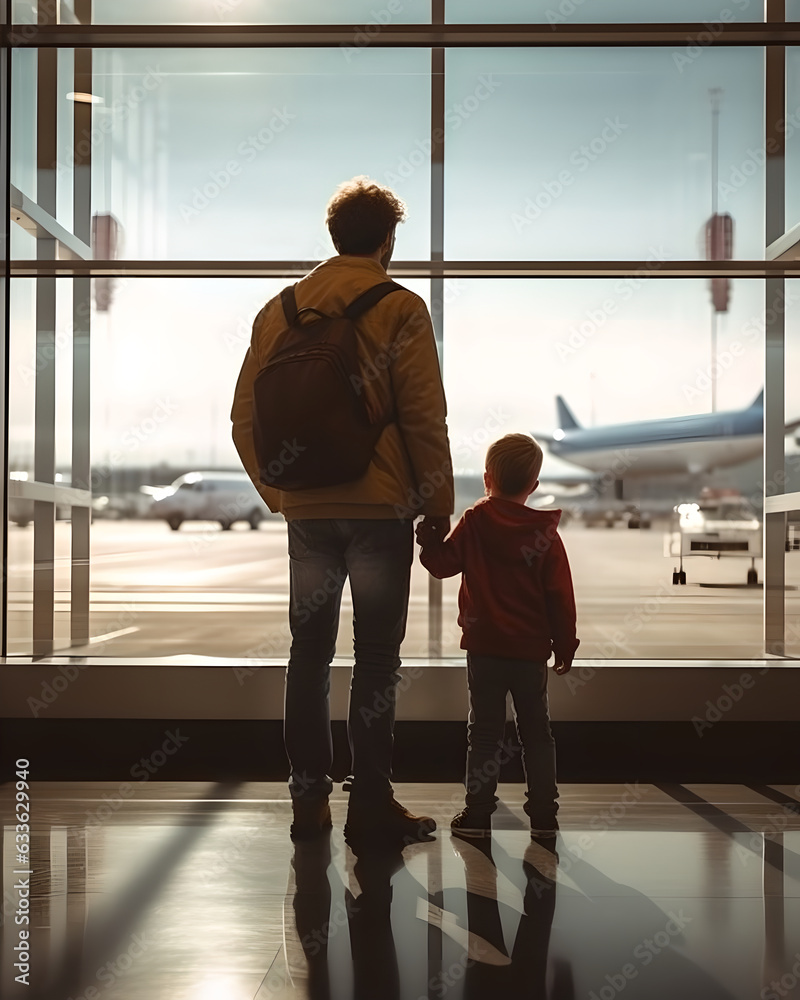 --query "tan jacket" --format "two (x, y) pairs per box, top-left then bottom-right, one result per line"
(231, 255), (454, 521)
